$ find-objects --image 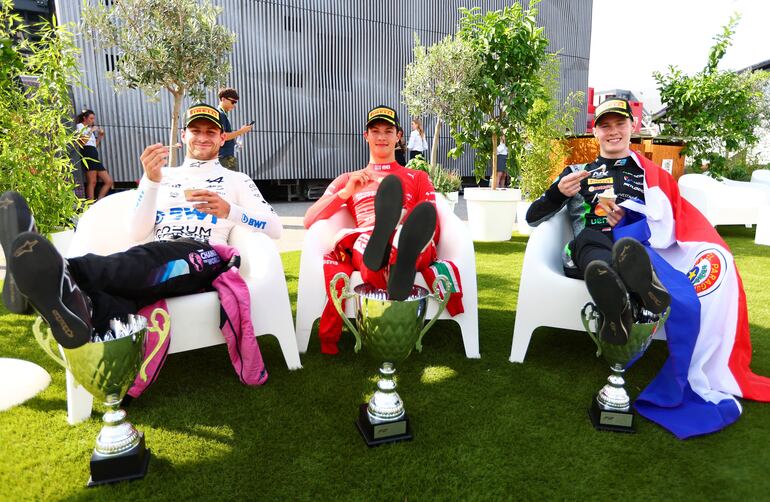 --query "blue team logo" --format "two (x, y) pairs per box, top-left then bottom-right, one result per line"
(614, 158), (628, 166)
(156, 207), (218, 224)
(241, 214), (266, 229)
